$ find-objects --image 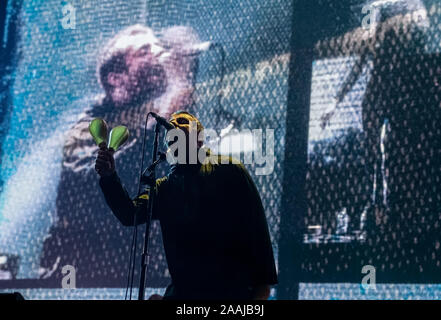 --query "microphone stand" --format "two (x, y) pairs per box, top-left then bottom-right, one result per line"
(138, 123), (160, 300)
